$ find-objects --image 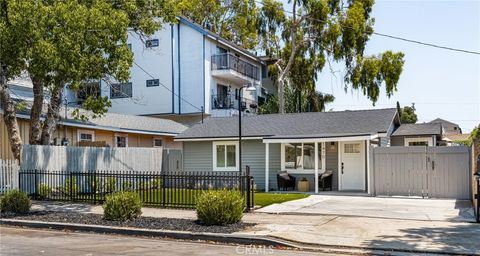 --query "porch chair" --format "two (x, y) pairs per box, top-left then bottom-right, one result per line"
(277, 171), (296, 191)
(318, 170), (333, 191)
